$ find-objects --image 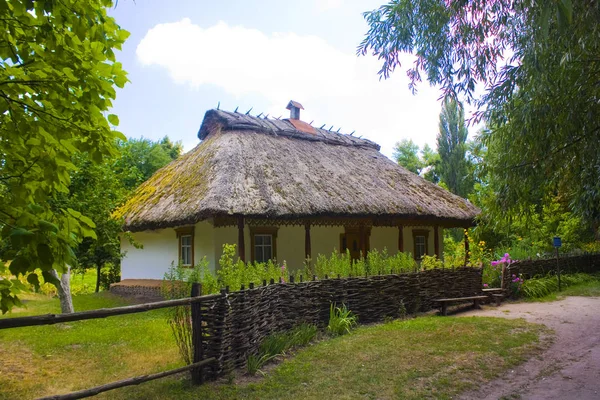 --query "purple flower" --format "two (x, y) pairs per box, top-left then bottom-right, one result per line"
(491, 261), (499, 266)
(483, 283), (489, 288)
